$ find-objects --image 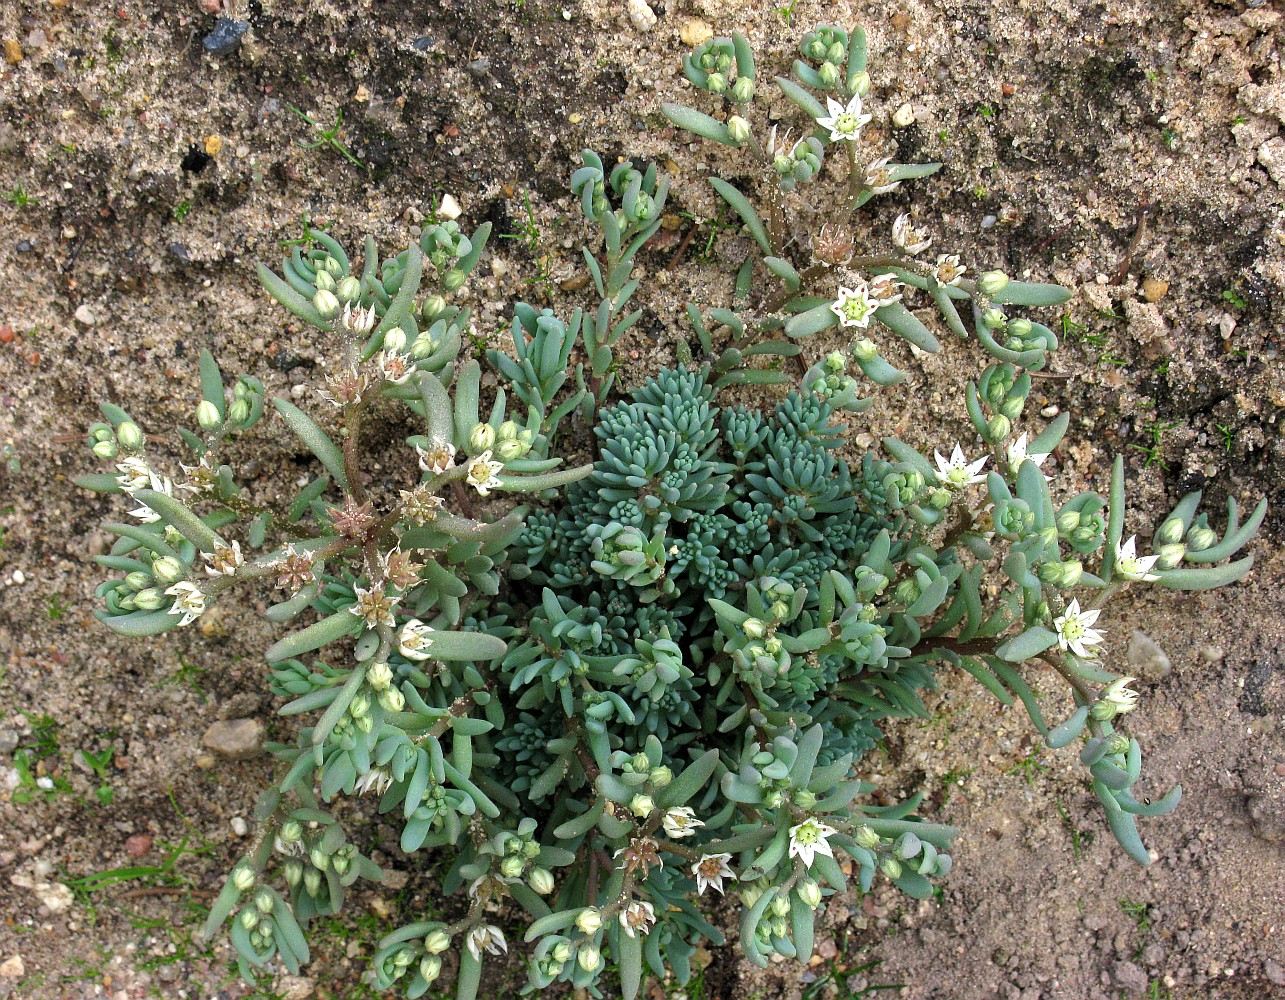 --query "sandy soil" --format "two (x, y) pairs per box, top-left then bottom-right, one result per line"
(0, 1), (1281, 998)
